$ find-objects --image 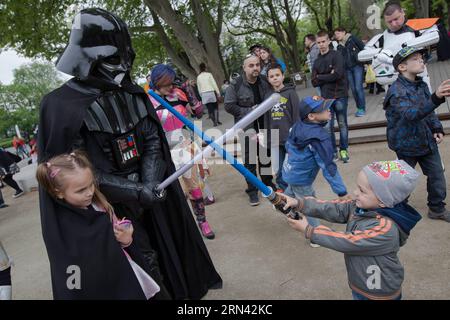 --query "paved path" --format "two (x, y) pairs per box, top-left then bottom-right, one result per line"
(1, 140), (450, 299)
